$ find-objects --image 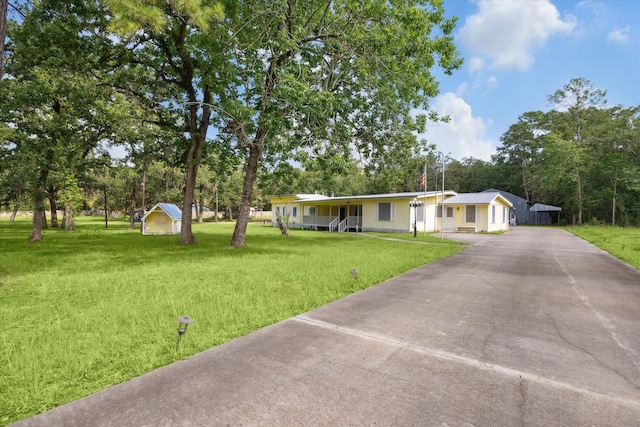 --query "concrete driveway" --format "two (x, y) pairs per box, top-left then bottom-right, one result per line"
(14, 228), (640, 426)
